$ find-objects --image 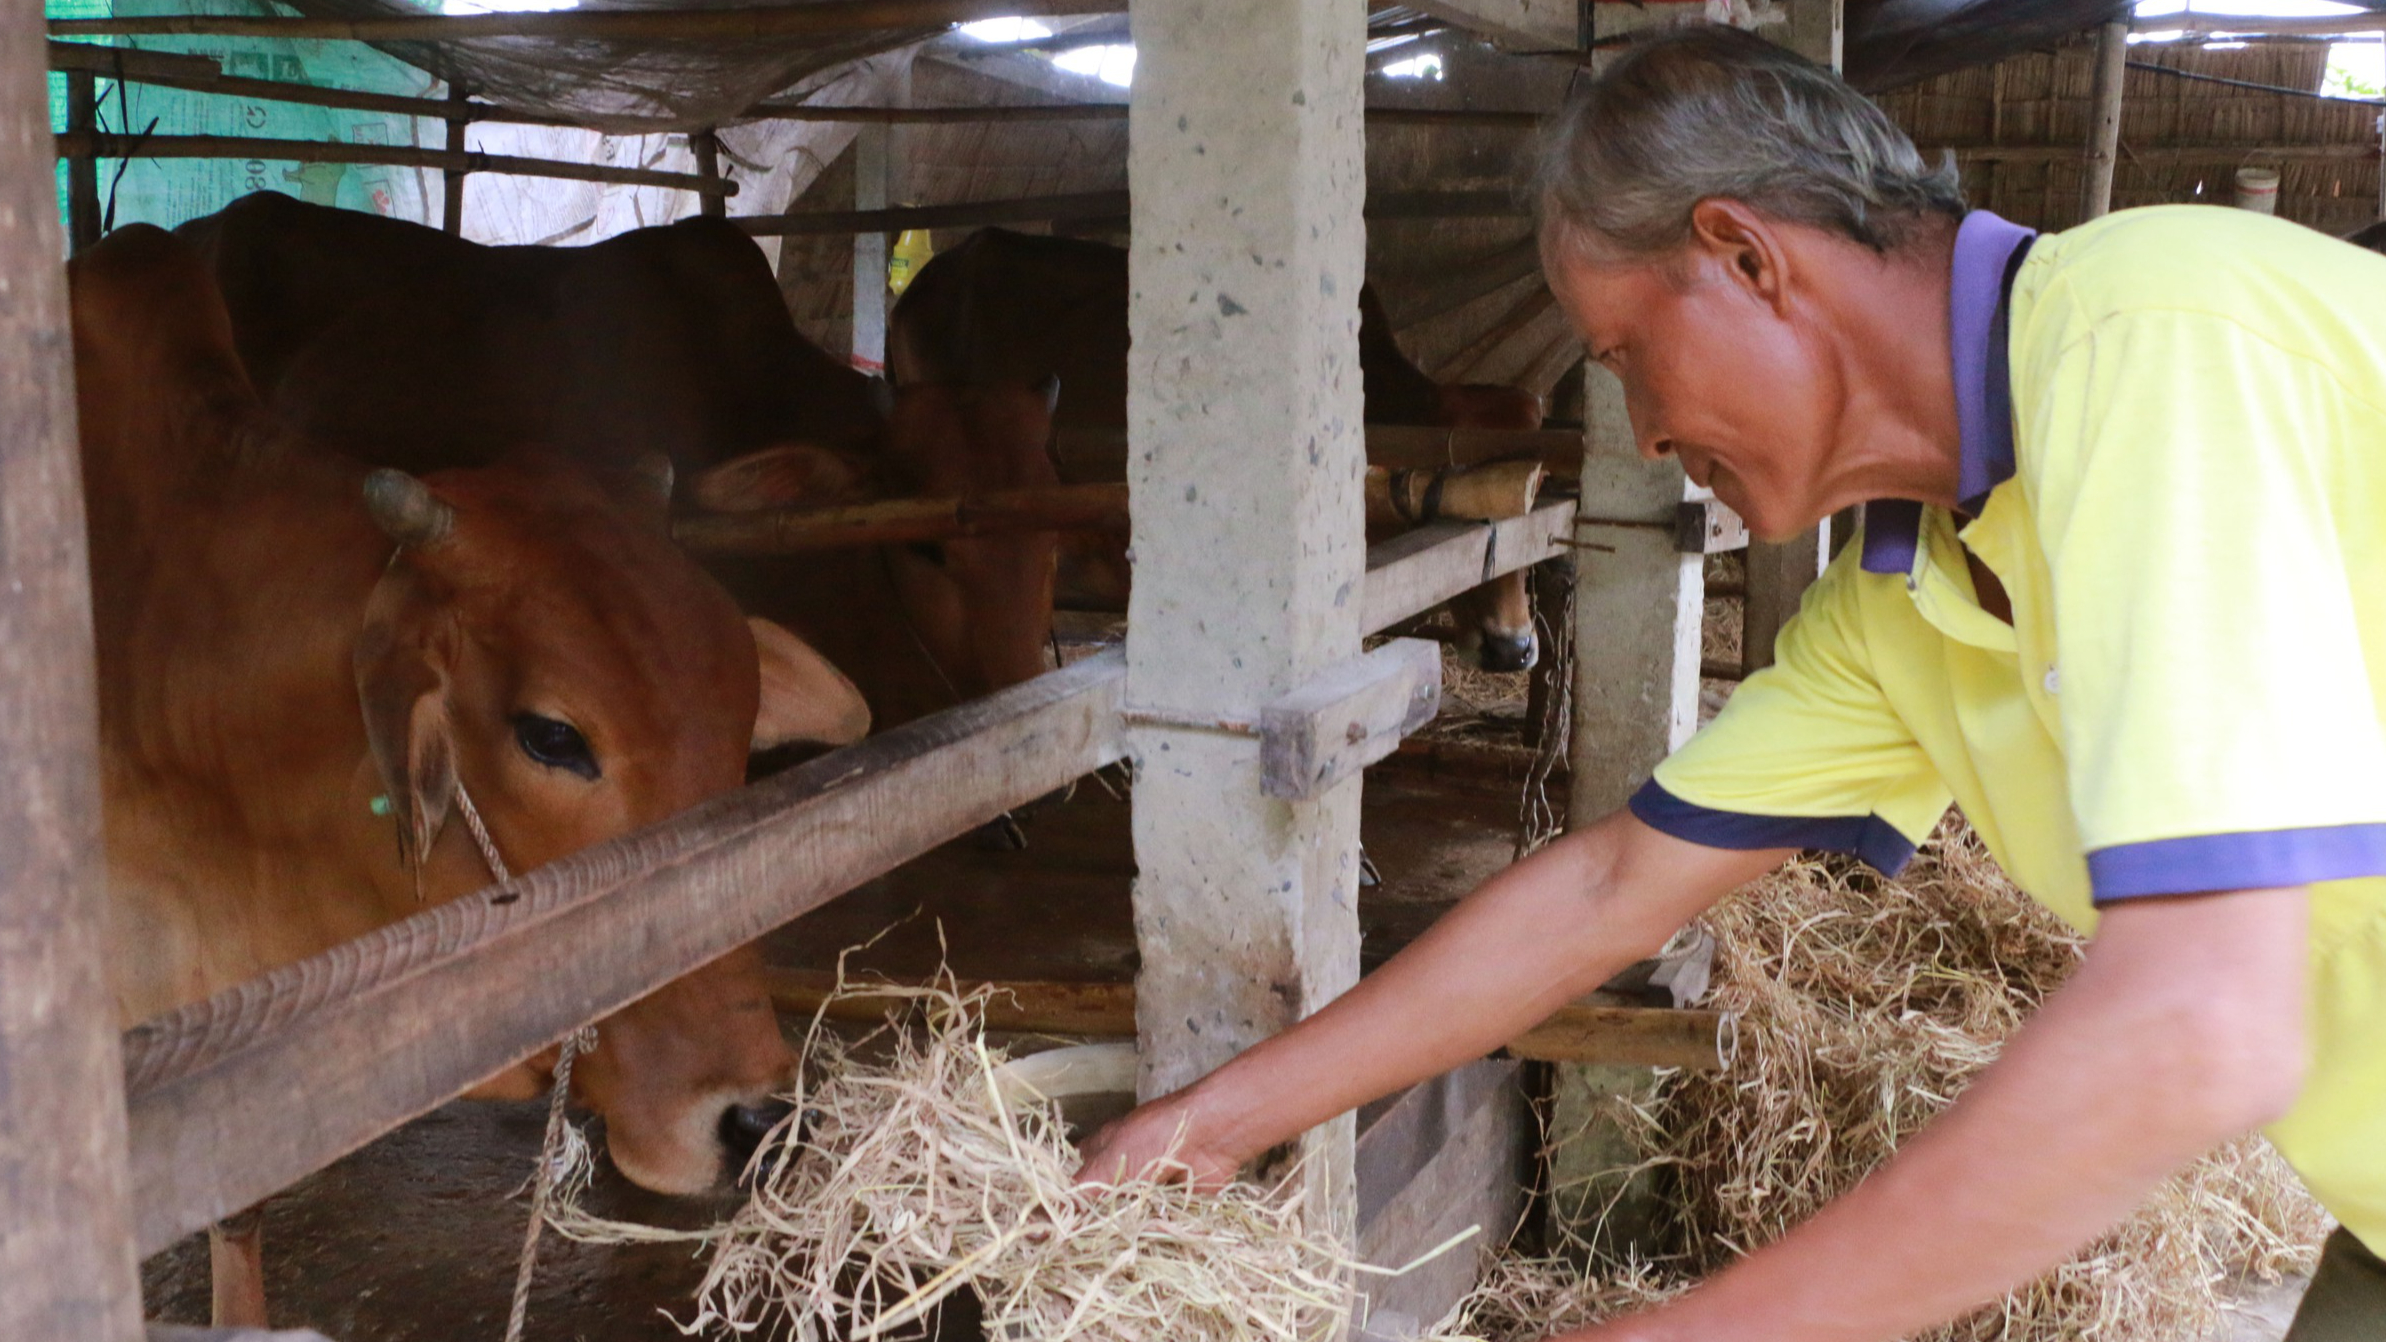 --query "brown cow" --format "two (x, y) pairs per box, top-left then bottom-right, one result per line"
(73, 226), (872, 1315)
(176, 192), (1057, 729)
(886, 226), (1549, 671)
